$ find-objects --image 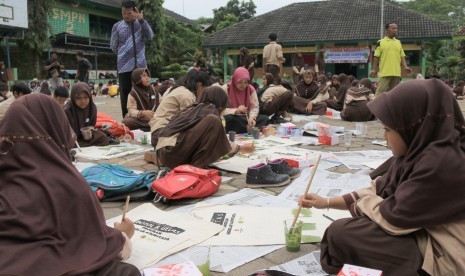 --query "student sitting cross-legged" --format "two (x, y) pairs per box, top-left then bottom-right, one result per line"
(222, 67), (269, 133)
(257, 73), (293, 123)
(122, 68), (160, 131)
(300, 79), (465, 275)
(156, 86), (255, 169)
(0, 93), (139, 275)
(150, 70), (212, 149)
(64, 82), (109, 147)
